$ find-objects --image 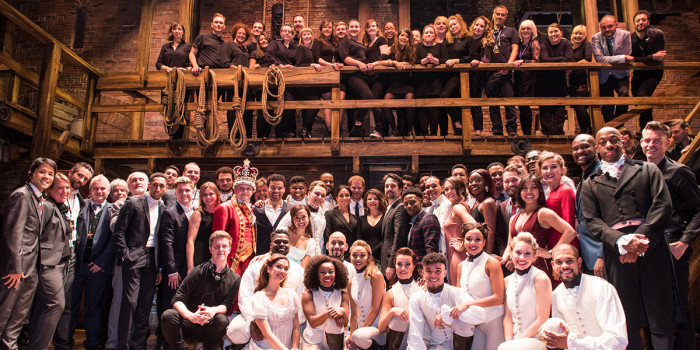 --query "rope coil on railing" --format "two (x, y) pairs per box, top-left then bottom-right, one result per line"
(162, 69), (186, 136)
(261, 65), (285, 126)
(229, 65), (249, 151)
(193, 67), (220, 149)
